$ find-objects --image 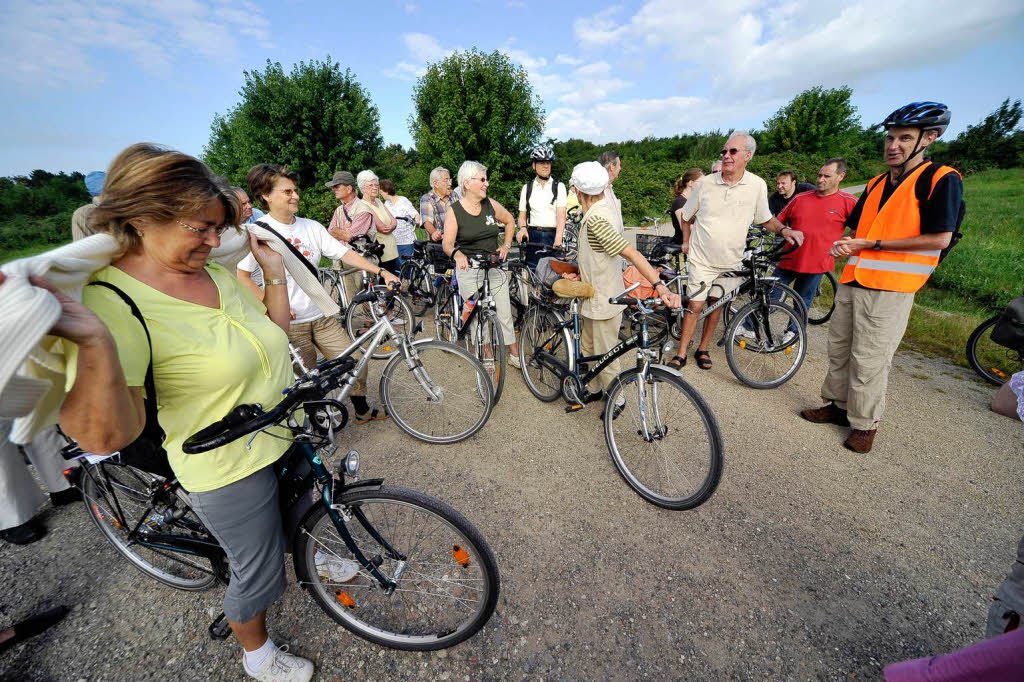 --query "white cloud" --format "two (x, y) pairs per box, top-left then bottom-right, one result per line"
(555, 54), (584, 66)
(383, 33), (456, 81)
(0, 0), (274, 87)
(404, 2), (419, 12)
